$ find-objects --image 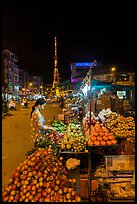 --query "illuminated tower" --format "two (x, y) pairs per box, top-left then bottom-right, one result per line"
(52, 36), (59, 90)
